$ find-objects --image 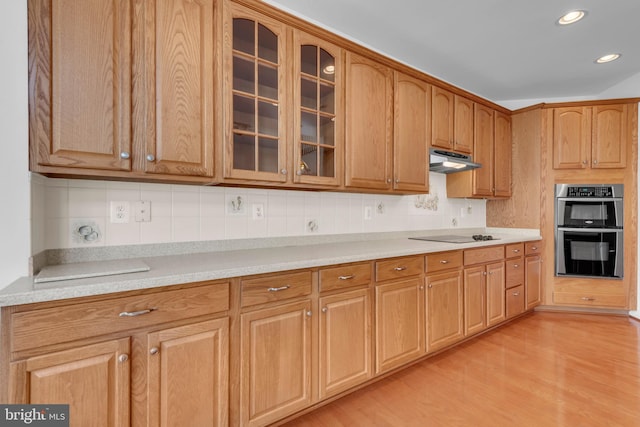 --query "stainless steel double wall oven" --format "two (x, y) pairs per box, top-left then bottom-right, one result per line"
(555, 184), (624, 279)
